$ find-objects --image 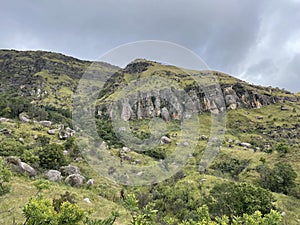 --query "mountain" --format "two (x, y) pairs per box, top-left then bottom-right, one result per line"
(0, 50), (300, 224)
